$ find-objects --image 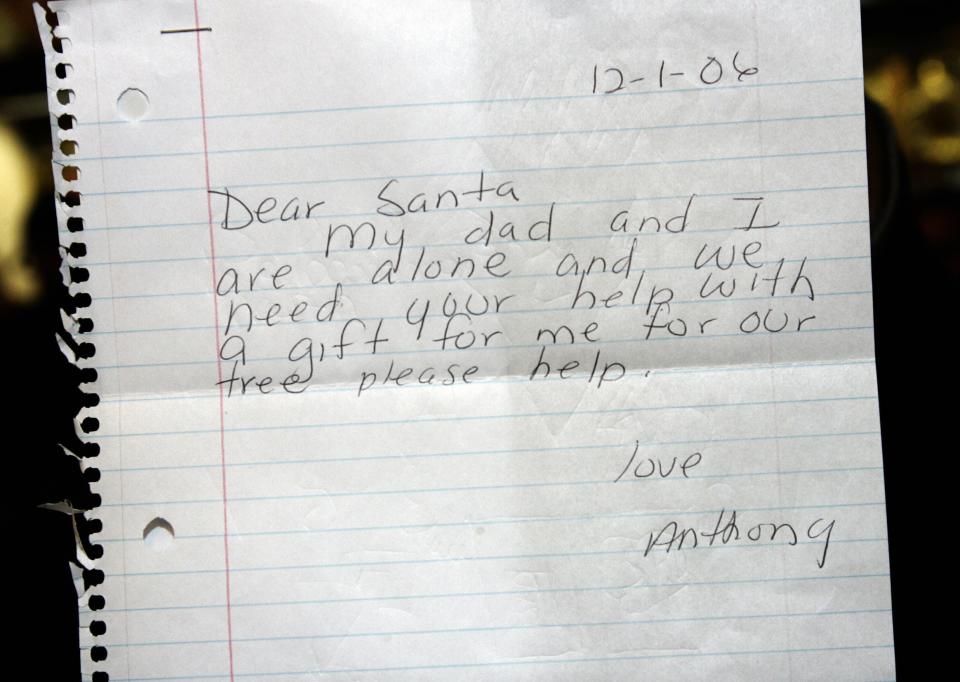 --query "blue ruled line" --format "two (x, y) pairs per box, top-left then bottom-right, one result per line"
(71, 112), (864, 163)
(84, 250), (864, 303)
(81, 218), (869, 276)
(75, 184), (867, 258)
(96, 426), (881, 473)
(71, 212), (865, 239)
(97, 643), (894, 681)
(116, 535), (888, 579)
(85, 289), (871, 338)
(103, 642), (894, 680)
(77, 75), (864, 129)
(82, 147), (864, 198)
(90, 323), (874, 372)
(98, 500), (884, 544)
(92, 358), (878, 406)
(104, 607), (890, 649)
(103, 571), (890, 615)
(96, 465), (883, 510)
(91, 394), (878, 440)
(102, 642), (894, 680)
